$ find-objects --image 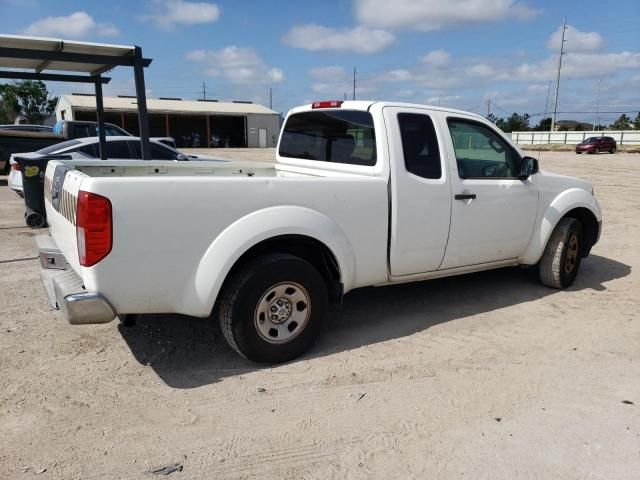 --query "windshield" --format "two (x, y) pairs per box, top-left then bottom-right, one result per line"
(36, 139), (82, 154)
(279, 110), (377, 166)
